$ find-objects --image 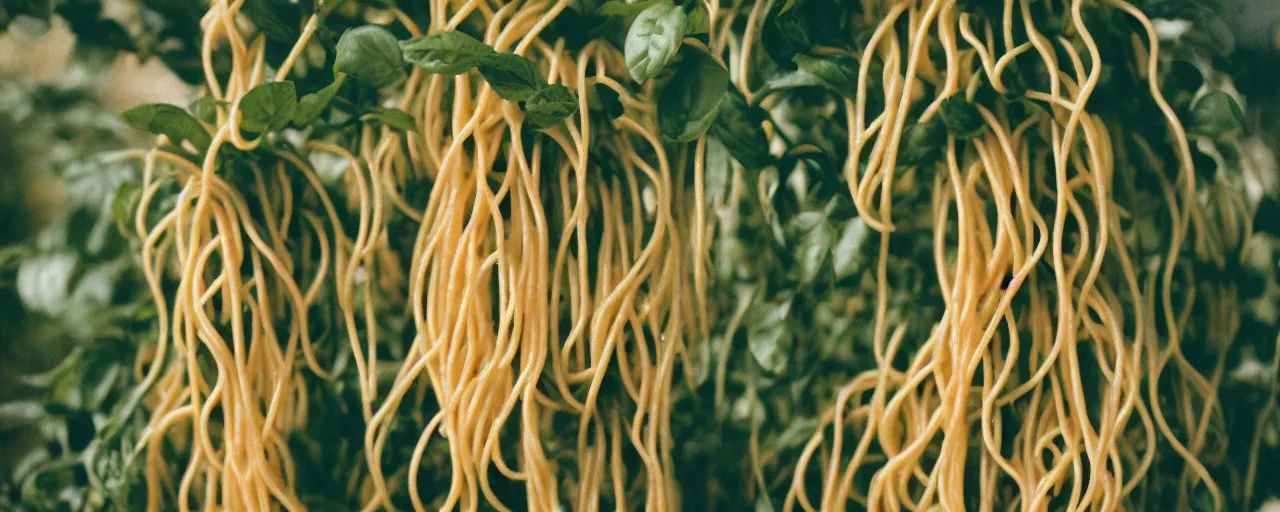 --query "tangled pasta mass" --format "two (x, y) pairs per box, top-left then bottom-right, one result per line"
(61, 0), (1280, 509)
